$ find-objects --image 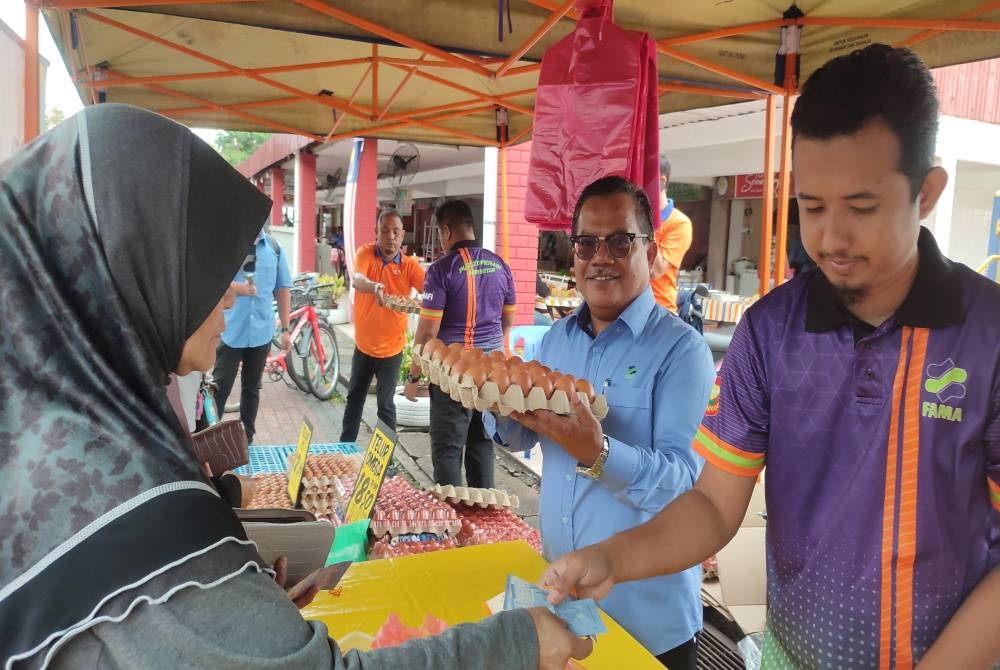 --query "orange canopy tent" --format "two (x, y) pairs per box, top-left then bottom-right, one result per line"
(21, 0), (1000, 292)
